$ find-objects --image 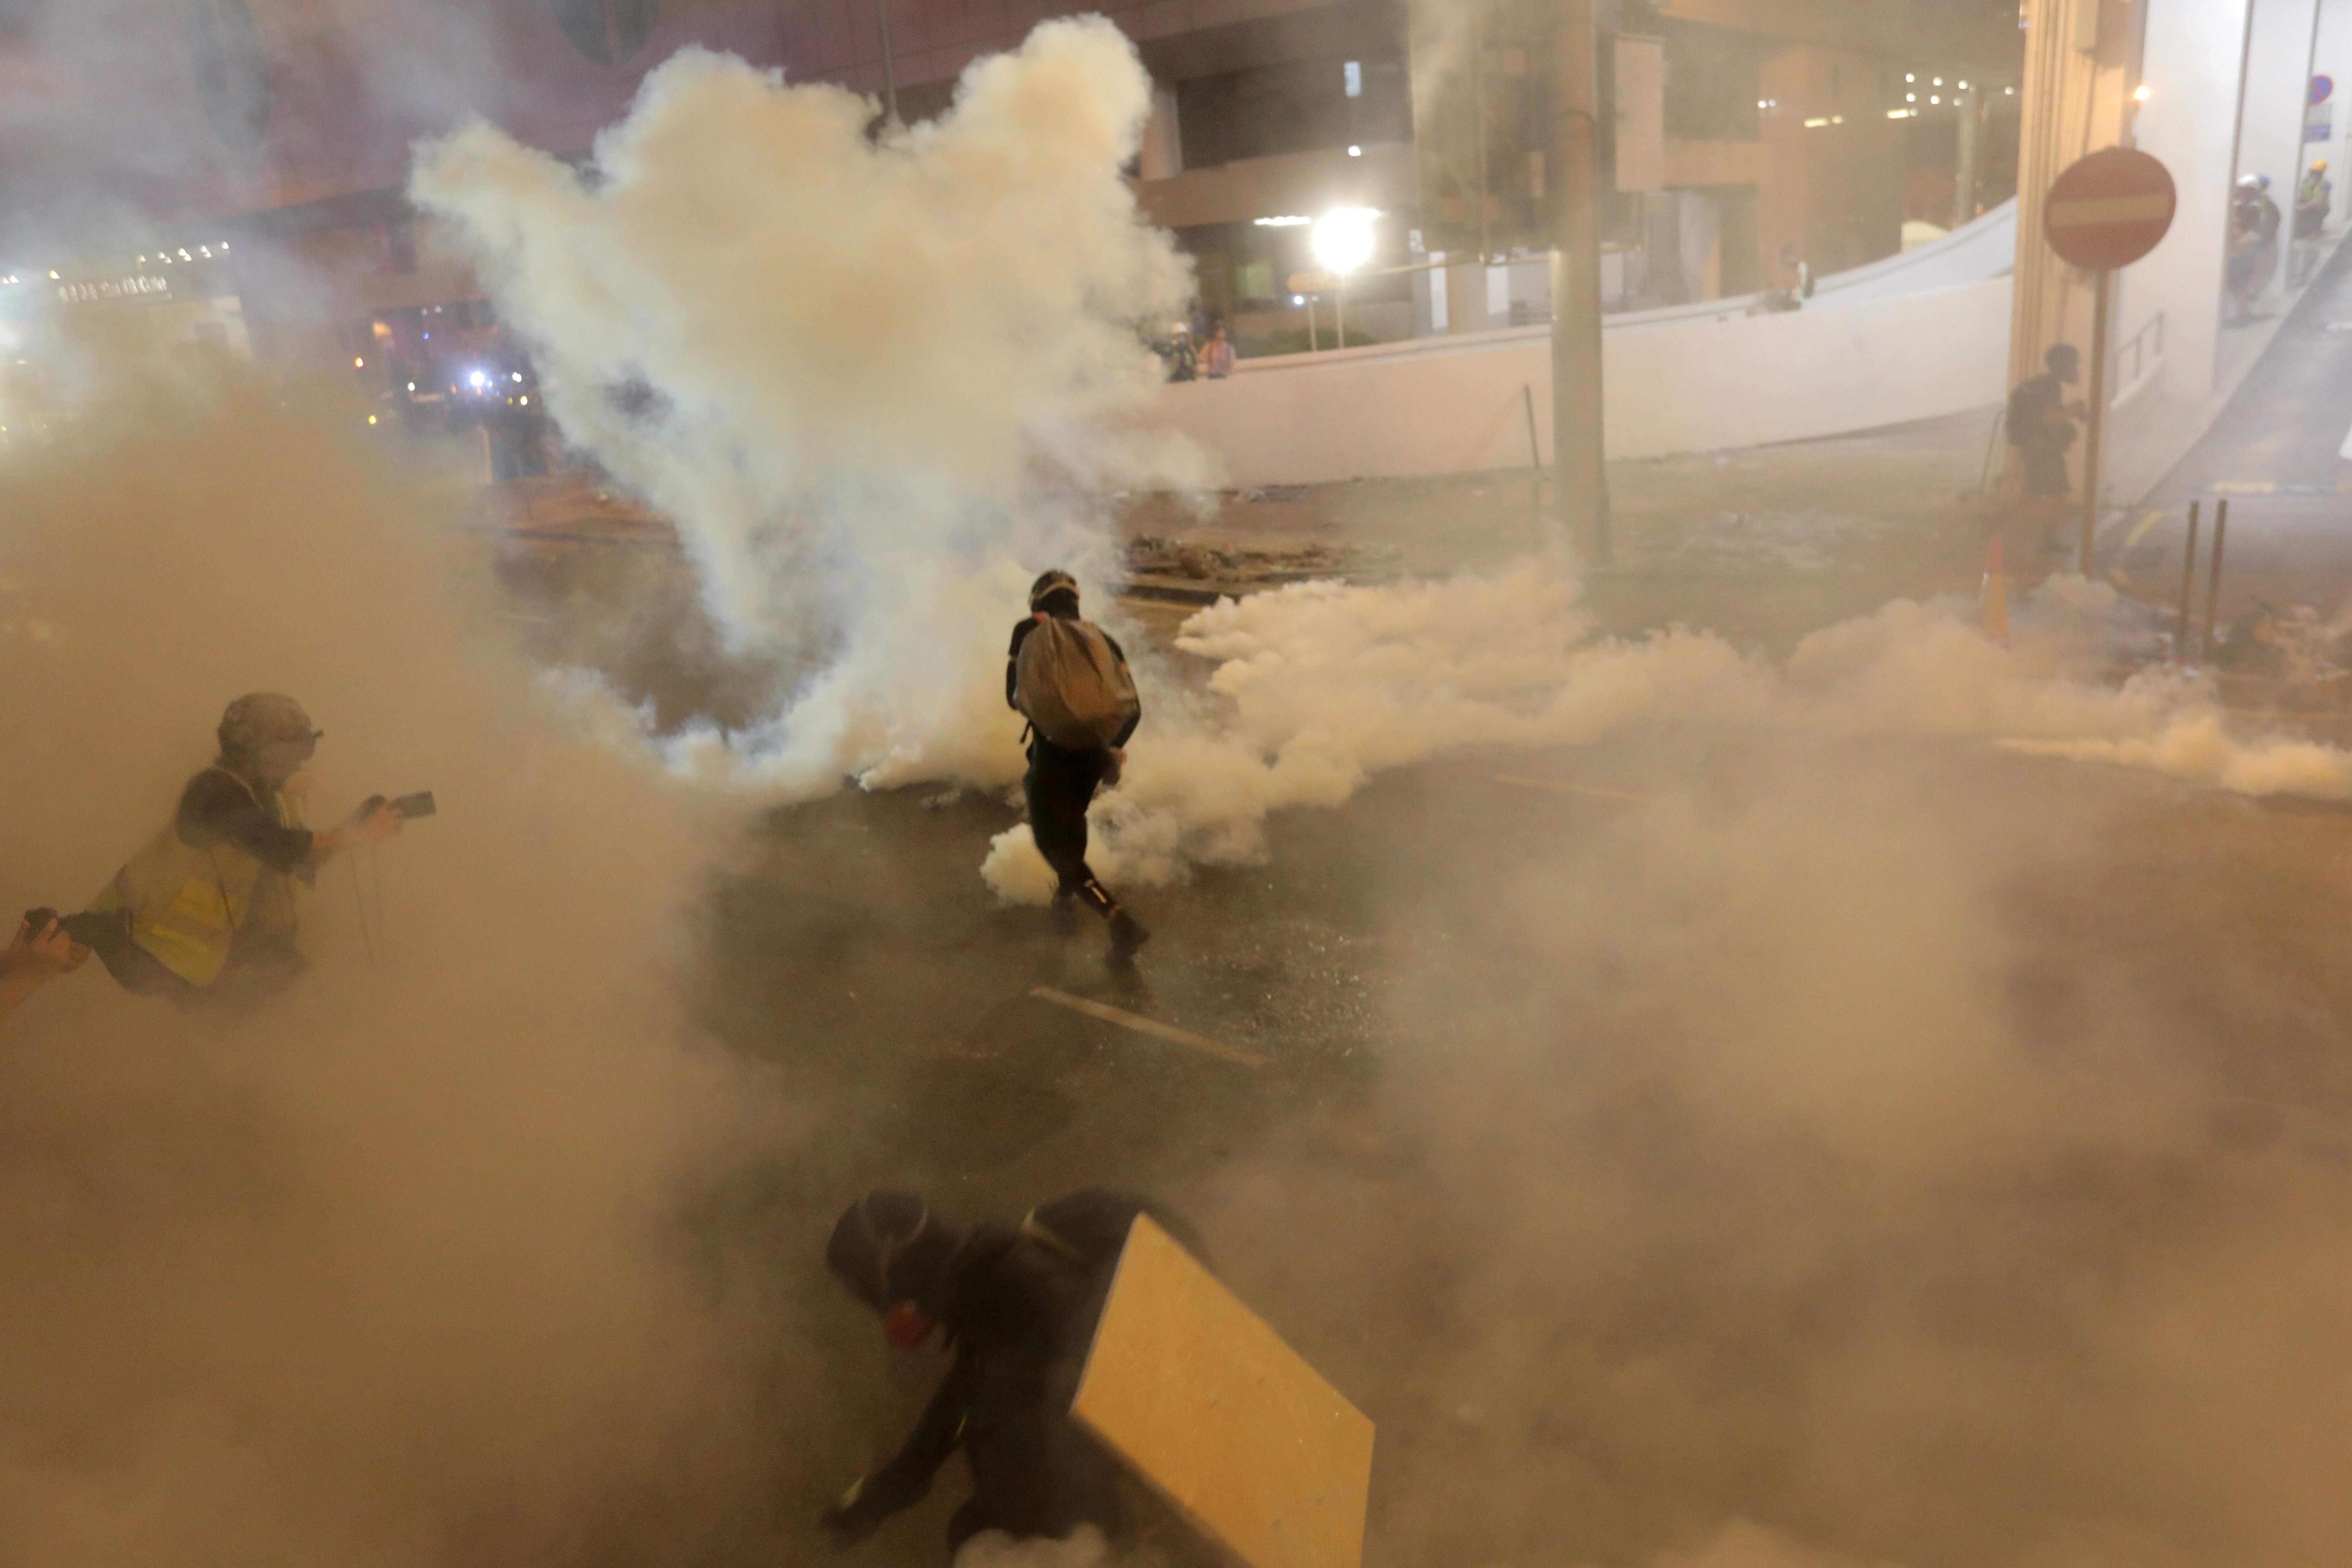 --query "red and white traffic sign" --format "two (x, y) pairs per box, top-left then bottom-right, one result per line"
(2043, 146), (2178, 271)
